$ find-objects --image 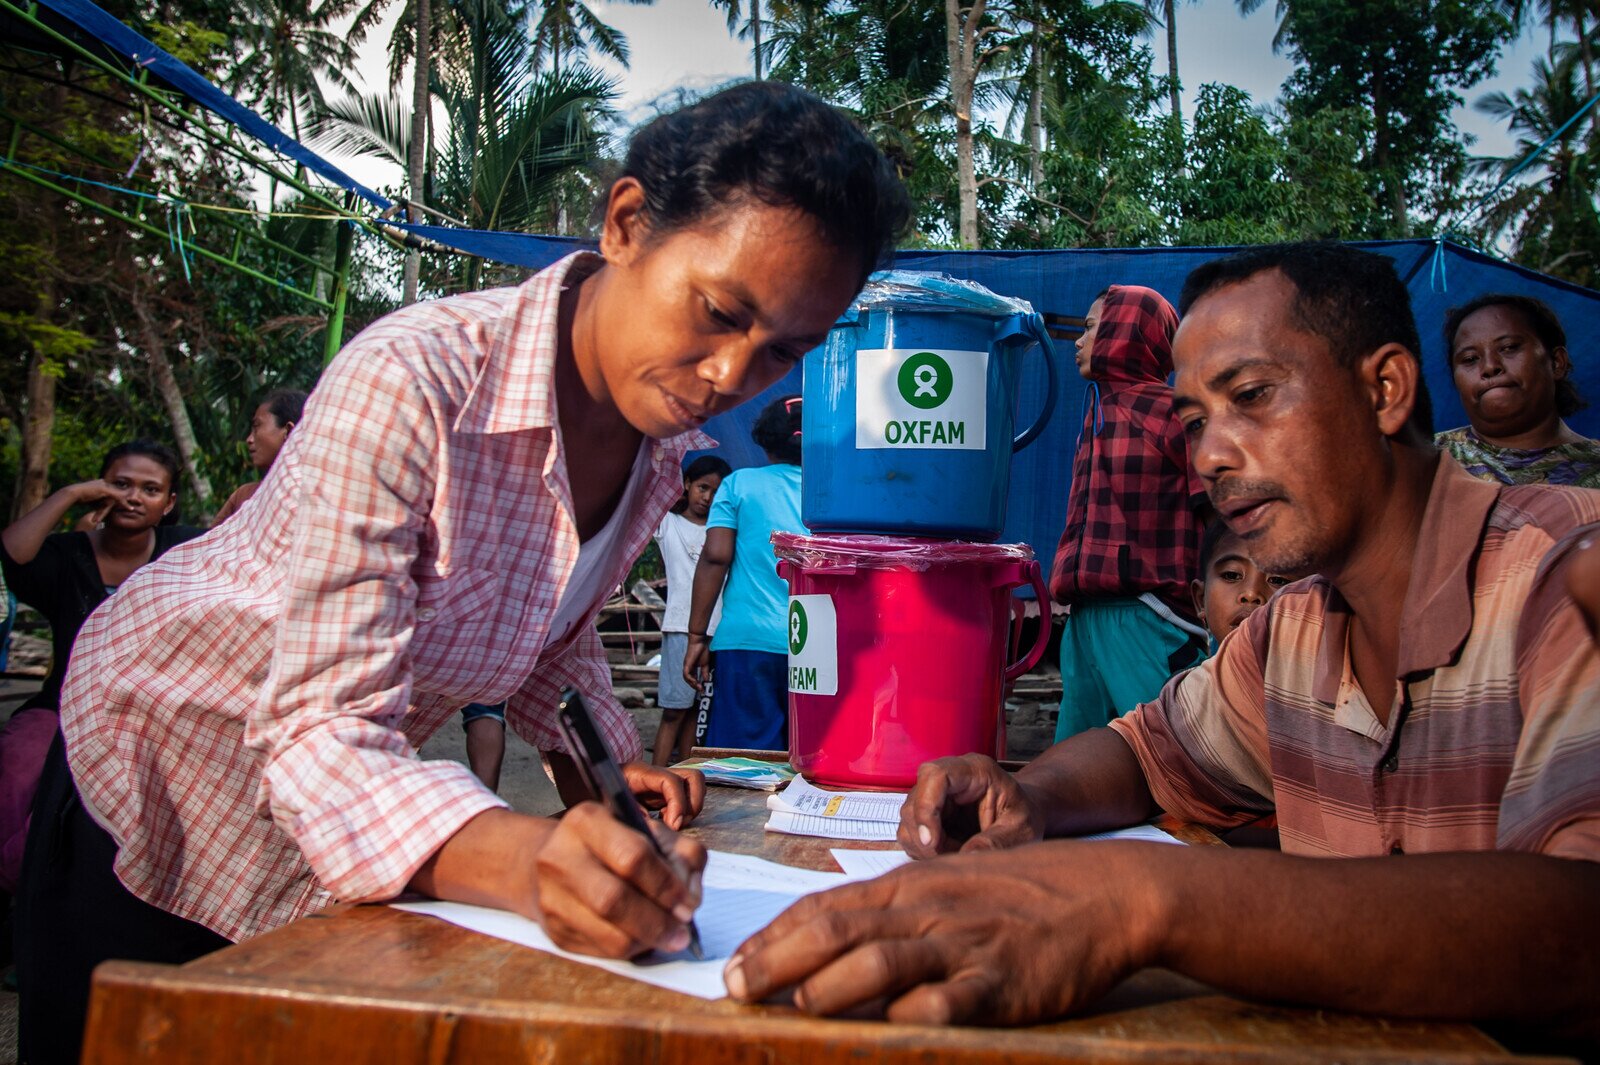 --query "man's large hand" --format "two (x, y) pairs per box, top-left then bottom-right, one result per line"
(623, 762), (705, 829)
(724, 842), (1162, 1025)
(898, 754), (1046, 858)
